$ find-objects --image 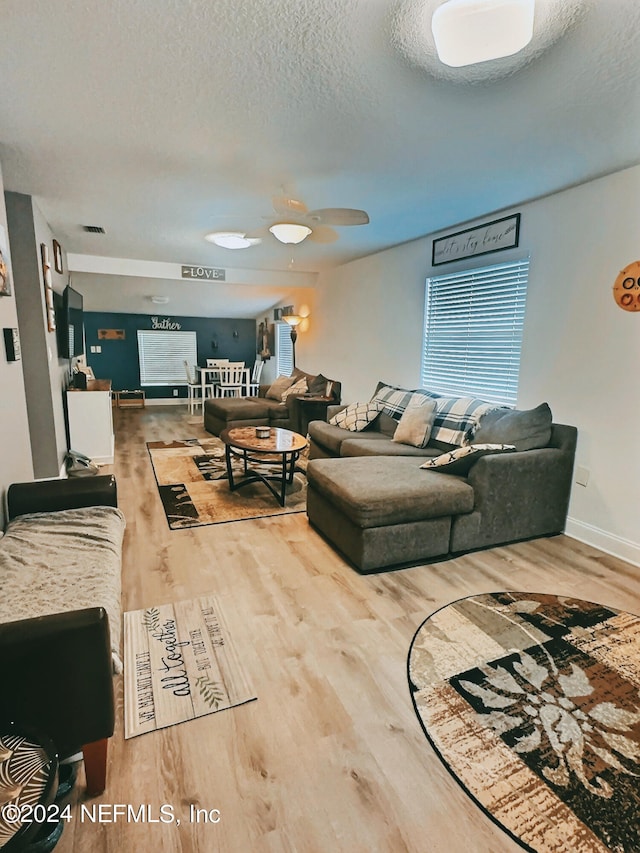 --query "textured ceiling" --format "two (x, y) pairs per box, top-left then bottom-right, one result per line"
(1, 0), (639, 288)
